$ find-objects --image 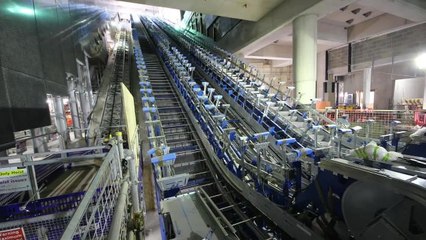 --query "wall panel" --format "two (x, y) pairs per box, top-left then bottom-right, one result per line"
(0, 0), (111, 146)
